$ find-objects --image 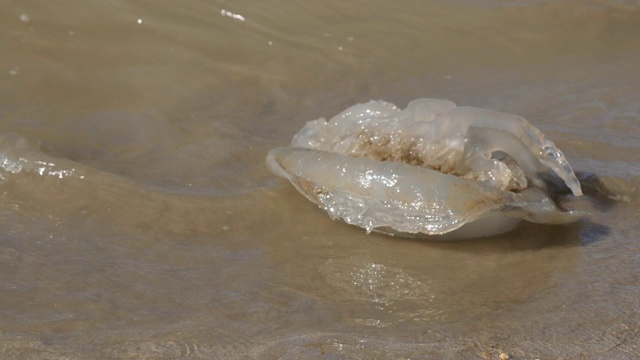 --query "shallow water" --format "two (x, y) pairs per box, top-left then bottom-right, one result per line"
(1, 0), (639, 358)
